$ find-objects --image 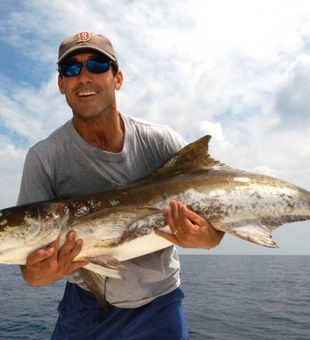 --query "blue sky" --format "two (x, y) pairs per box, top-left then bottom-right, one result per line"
(0, 0), (309, 254)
